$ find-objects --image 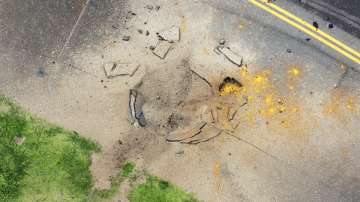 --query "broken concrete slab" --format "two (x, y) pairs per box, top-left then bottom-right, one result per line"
(156, 26), (180, 43)
(129, 89), (147, 127)
(166, 121), (207, 142)
(152, 40), (173, 59)
(103, 62), (140, 78)
(180, 123), (222, 144)
(215, 46), (243, 67)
